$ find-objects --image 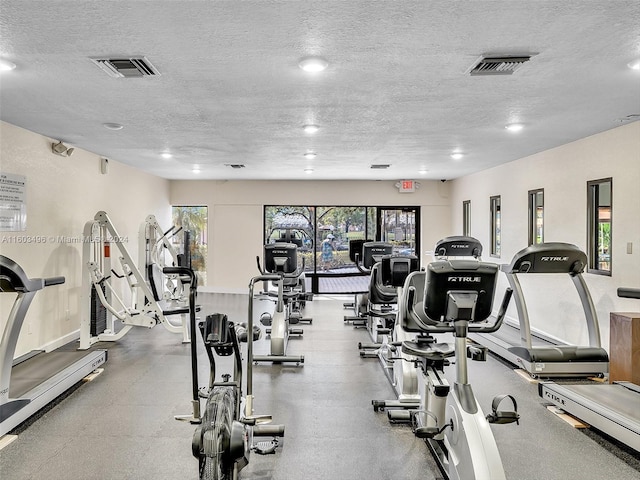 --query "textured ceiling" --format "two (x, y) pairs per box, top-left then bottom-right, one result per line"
(0, 1), (639, 180)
